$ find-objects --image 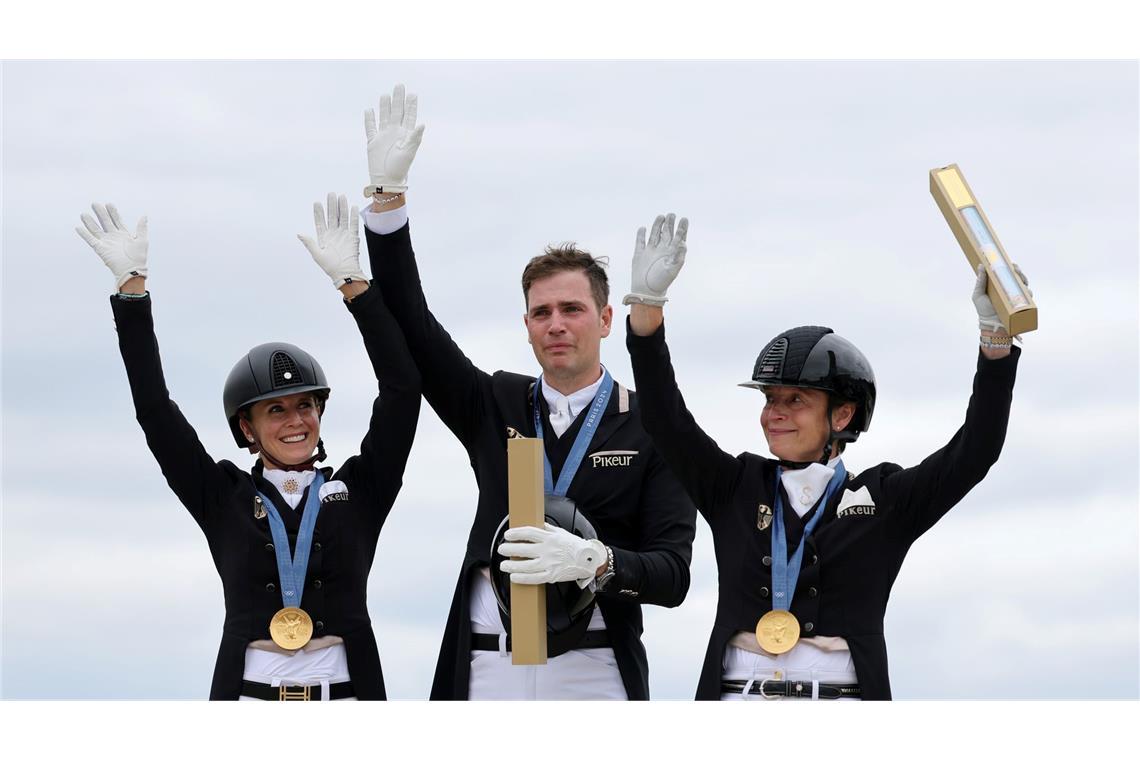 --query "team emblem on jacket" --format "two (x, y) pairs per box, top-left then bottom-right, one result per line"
(756, 503), (773, 531)
(836, 486), (876, 518)
(590, 450), (637, 468)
